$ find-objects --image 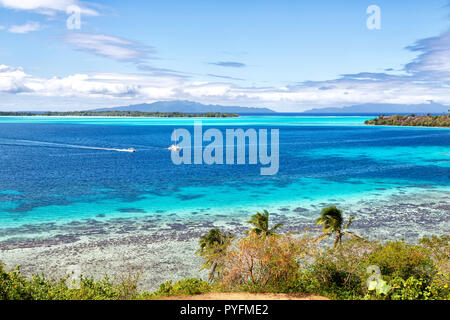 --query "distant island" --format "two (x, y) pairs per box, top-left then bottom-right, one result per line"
(0, 111), (239, 118)
(365, 114), (450, 127)
(91, 100), (276, 114)
(302, 102), (450, 114)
